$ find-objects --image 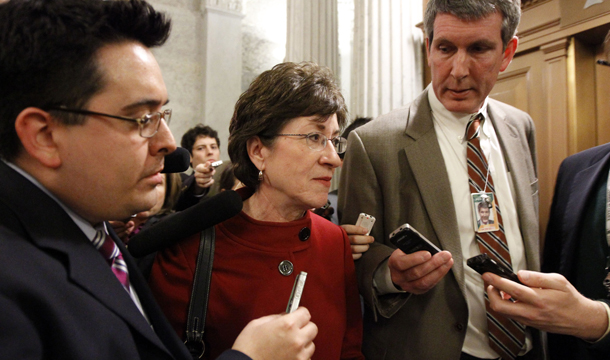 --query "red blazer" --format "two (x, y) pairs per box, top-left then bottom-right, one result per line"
(149, 210), (364, 360)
